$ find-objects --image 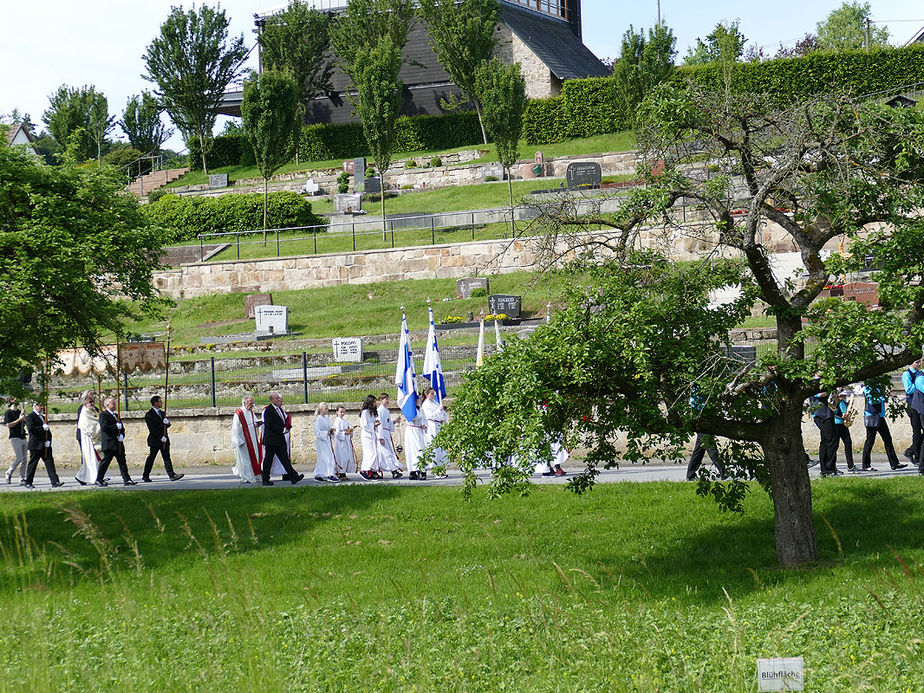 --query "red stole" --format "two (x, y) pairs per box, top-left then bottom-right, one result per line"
(237, 408), (262, 475)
